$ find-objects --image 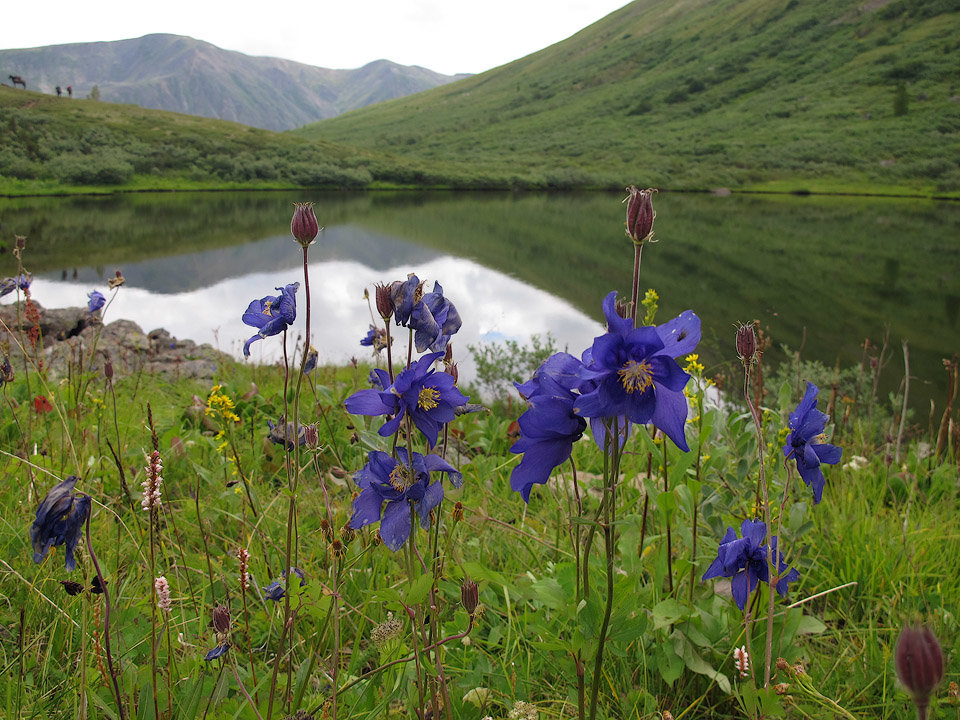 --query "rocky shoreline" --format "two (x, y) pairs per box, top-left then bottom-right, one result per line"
(0, 301), (225, 380)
